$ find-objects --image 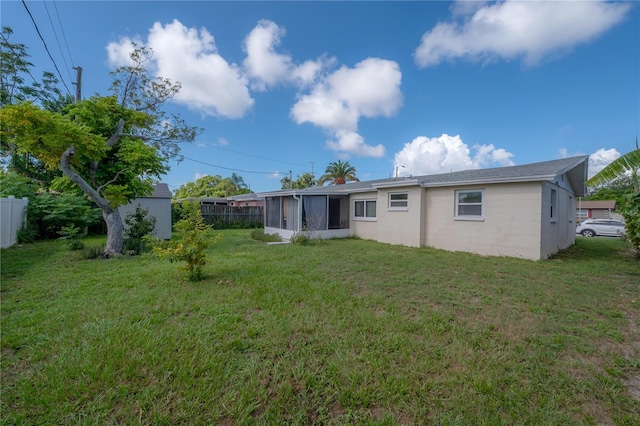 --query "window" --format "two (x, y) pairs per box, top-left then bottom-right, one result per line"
(354, 200), (376, 220)
(389, 192), (408, 210)
(455, 190), (483, 219)
(550, 189), (557, 219)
